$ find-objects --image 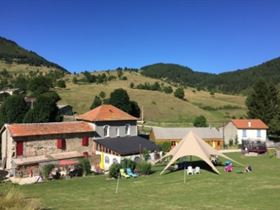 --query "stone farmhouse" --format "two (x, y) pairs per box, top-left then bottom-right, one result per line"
(1, 104), (158, 177)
